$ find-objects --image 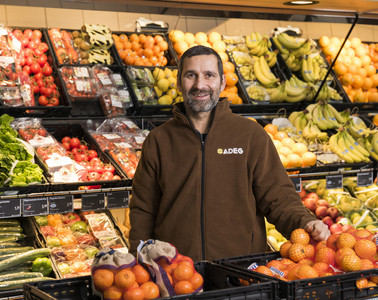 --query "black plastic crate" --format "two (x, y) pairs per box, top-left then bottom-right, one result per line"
(0, 27), (72, 118)
(218, 251), (378, 300)
(24, 261), (278, 300)
(38, 122), (130, 190)
(112, 31), (178, 67)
